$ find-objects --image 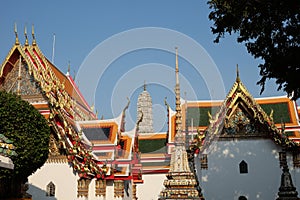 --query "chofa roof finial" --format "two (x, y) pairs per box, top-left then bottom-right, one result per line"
(24, 25), (29, 46)
(67, 61), (71, 76)
(236, 64), (240, 83)
(31, 24), (36, 46)
(14, 23), (20, 45)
